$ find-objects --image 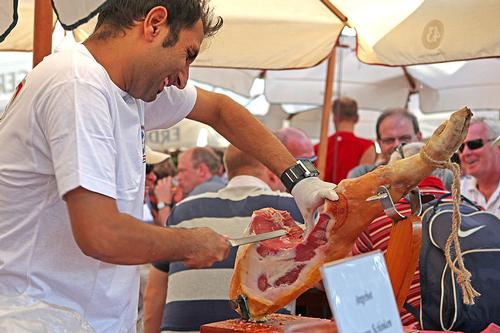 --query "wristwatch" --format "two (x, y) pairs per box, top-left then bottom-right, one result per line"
(157, 201), (173, 210)
(280, 160), (320, 193)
